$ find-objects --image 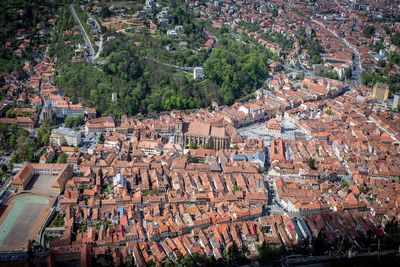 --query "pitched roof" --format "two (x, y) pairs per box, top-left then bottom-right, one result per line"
(13, 164), (34, 185)
(210, 126), (227, 138)
(187, 121), (211, 136)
